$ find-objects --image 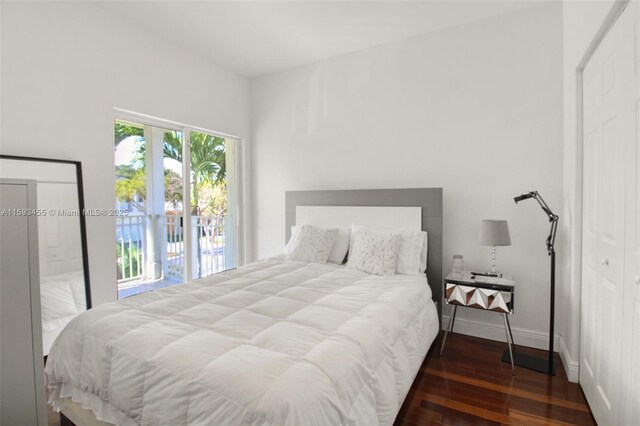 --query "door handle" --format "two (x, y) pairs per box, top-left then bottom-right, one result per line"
(601, 258), (610, 266)
(635, 275), (640, 285)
